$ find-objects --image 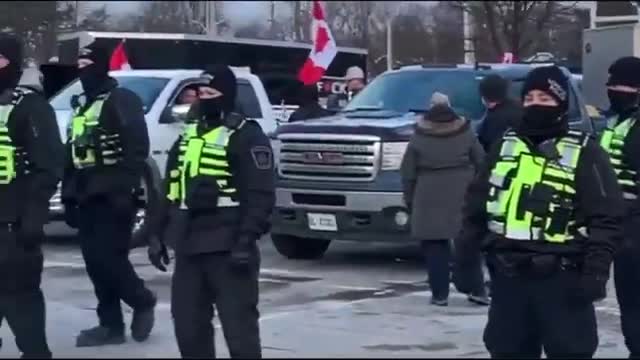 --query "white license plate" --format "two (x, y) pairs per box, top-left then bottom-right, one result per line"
(307, 213), (338, 232)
